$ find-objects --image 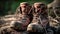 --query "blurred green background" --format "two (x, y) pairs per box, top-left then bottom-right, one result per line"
(0, 0), (53, 16)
